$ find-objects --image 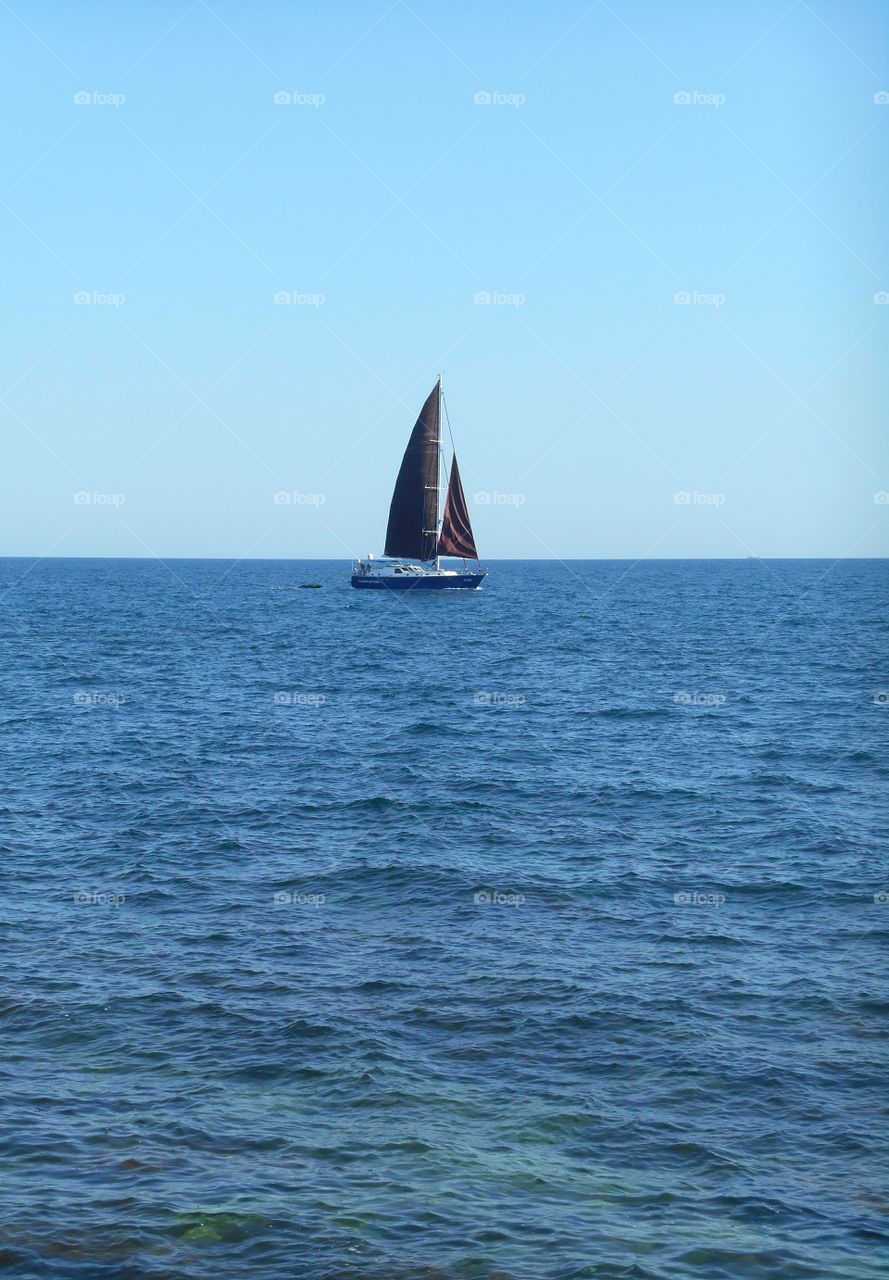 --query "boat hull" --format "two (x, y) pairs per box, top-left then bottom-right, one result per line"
(351, 572), (485, 591)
